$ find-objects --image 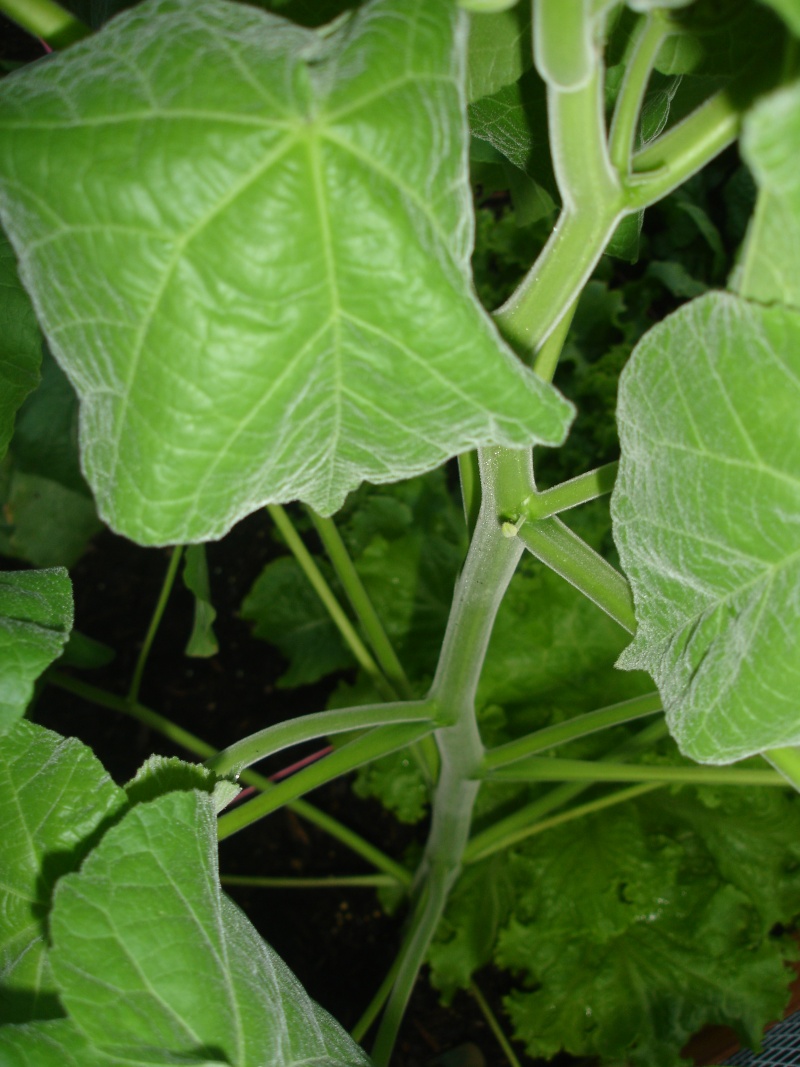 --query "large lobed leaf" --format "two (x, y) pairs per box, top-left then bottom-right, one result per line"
(45, 790), (371, 1066)
(0, 0), (571, 545)
(612, 292), (800, 763)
